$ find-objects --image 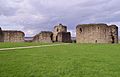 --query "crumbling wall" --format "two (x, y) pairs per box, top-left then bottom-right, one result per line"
(0, 27), (4, 42)
(53, 24), (67, 42)
(76, 24), (118, 43)
(3, 30), (25, 42)
(57, 32), (71, 43)
(33, 31), (53, 43)
(109, 25), (118, 43)
(53, 24), (71, 43)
